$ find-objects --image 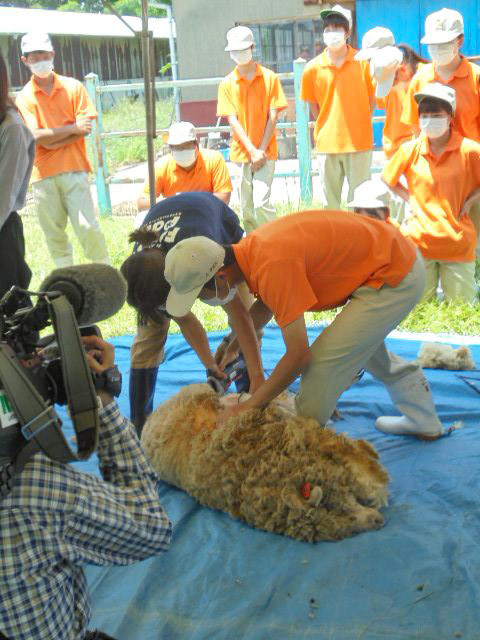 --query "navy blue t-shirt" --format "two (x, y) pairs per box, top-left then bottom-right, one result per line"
(135, 192), (244, 253)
